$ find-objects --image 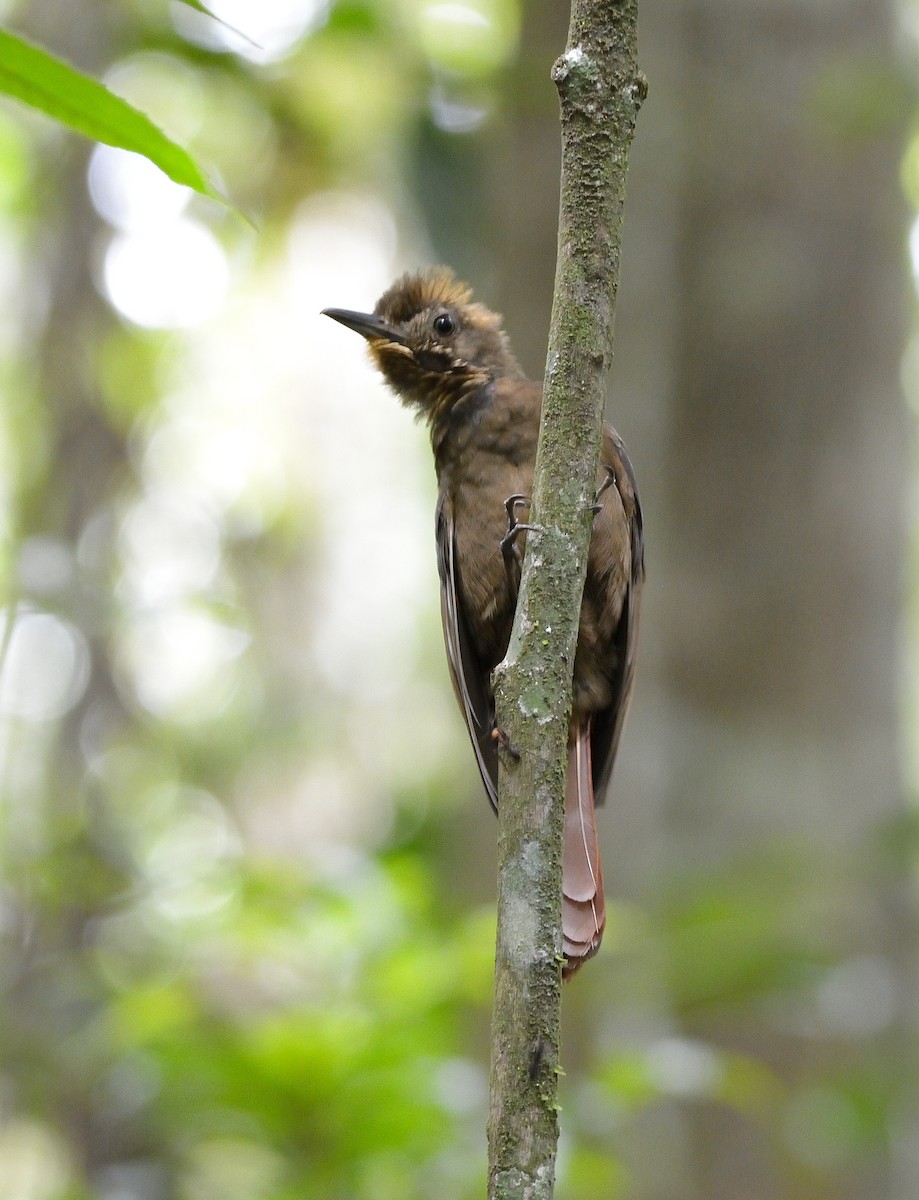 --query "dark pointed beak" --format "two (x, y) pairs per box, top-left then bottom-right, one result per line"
(321, 307), (407, 345)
